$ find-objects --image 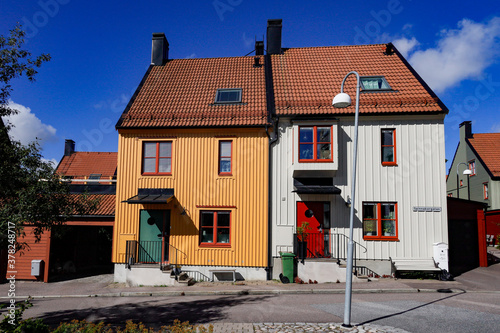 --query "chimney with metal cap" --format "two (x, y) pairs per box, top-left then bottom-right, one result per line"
(459, 121), (473, 140)
(64, 139), (75, 156)
(267, 19), (282, 55)
(255, 40), (264, 55)
(151, 33), (169, 66)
